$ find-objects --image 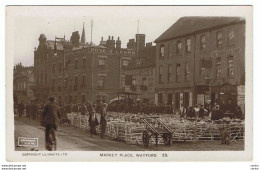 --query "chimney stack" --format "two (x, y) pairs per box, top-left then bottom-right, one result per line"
(107, 35), (115, 48)
(70, 31), (80, 47)
(116, 37), (121, 49)
(136, 34), (145, 54)
(146, 42), (153, 47)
